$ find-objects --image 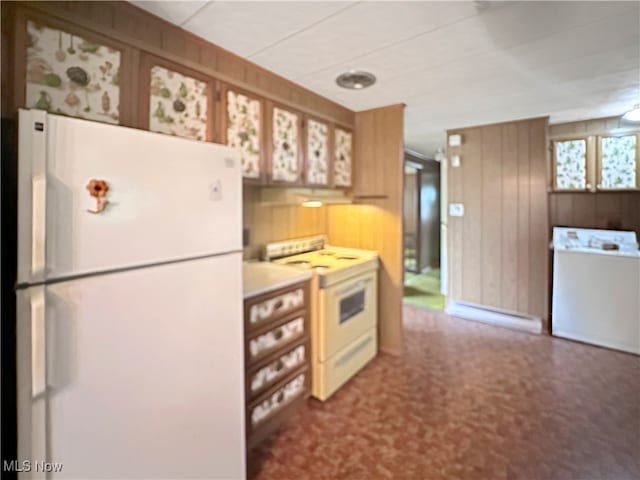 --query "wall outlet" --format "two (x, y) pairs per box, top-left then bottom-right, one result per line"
(449, 203), (464, 217)
(450, 155), (461, 168)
